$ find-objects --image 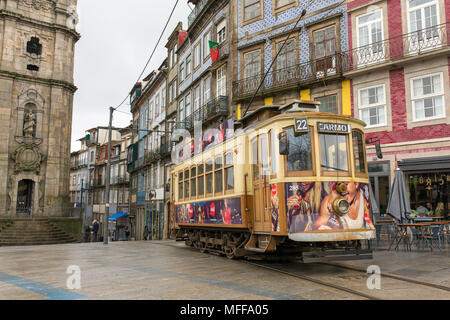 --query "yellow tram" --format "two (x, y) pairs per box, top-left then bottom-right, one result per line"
(169, 101), (376, 260)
